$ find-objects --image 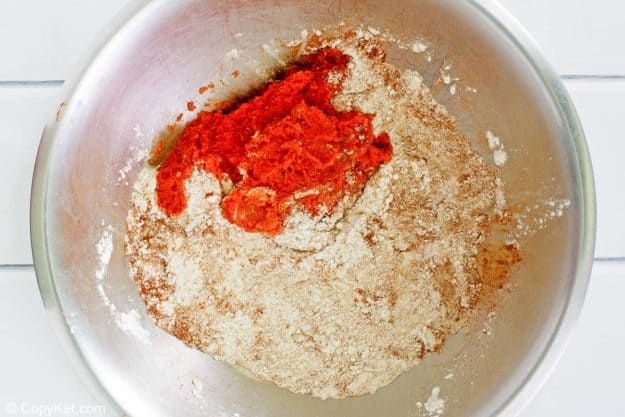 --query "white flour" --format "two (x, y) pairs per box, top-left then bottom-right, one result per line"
(485, 130), (508, 166)
(95, 225), (151, 345)
(417, 386), (446, 417)
(126, 31), (508, 399)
